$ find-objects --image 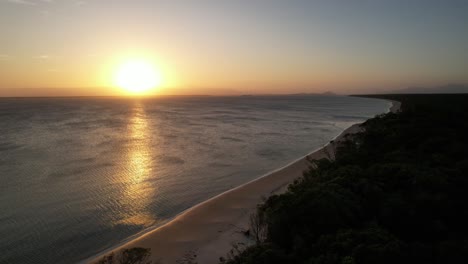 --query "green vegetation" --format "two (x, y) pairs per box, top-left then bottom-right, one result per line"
(222, 94), (468, 264)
